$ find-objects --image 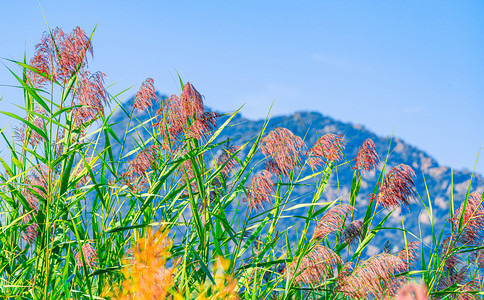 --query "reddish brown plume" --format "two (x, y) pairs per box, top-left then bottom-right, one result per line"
(187, 111), (220, 140)
(57, 27), (93, 81)
(28, 26), (93, 87)
(15, 107), (48, 147)
(73, 71), (108, 127)
(246, 170), (274, 210)
(216, 146), (240, 178)
(376, 164), (417, 210)
(452, 192), (484, 245)
(75, 242), (98, 270)
(306, 133), (345, 168)
(453, 280), (481, 299)
(286, 245), (341, 285)
(156, 83), (219, 141)
(312, 204), (354, 240)
(440, 237), (461, 269)
(354, 138), (379, 173)
(260, 127), (304, 177)
(342, 219), (364, 246)
(337, 253), (407, 298)
(180, 82), (204, 120)
(134, 78), (156, 111)
(22, 213), (38, 244)
(129, 145), (160, 176)
(397, 242), (420, 269)
(382, 242), (421, 298)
